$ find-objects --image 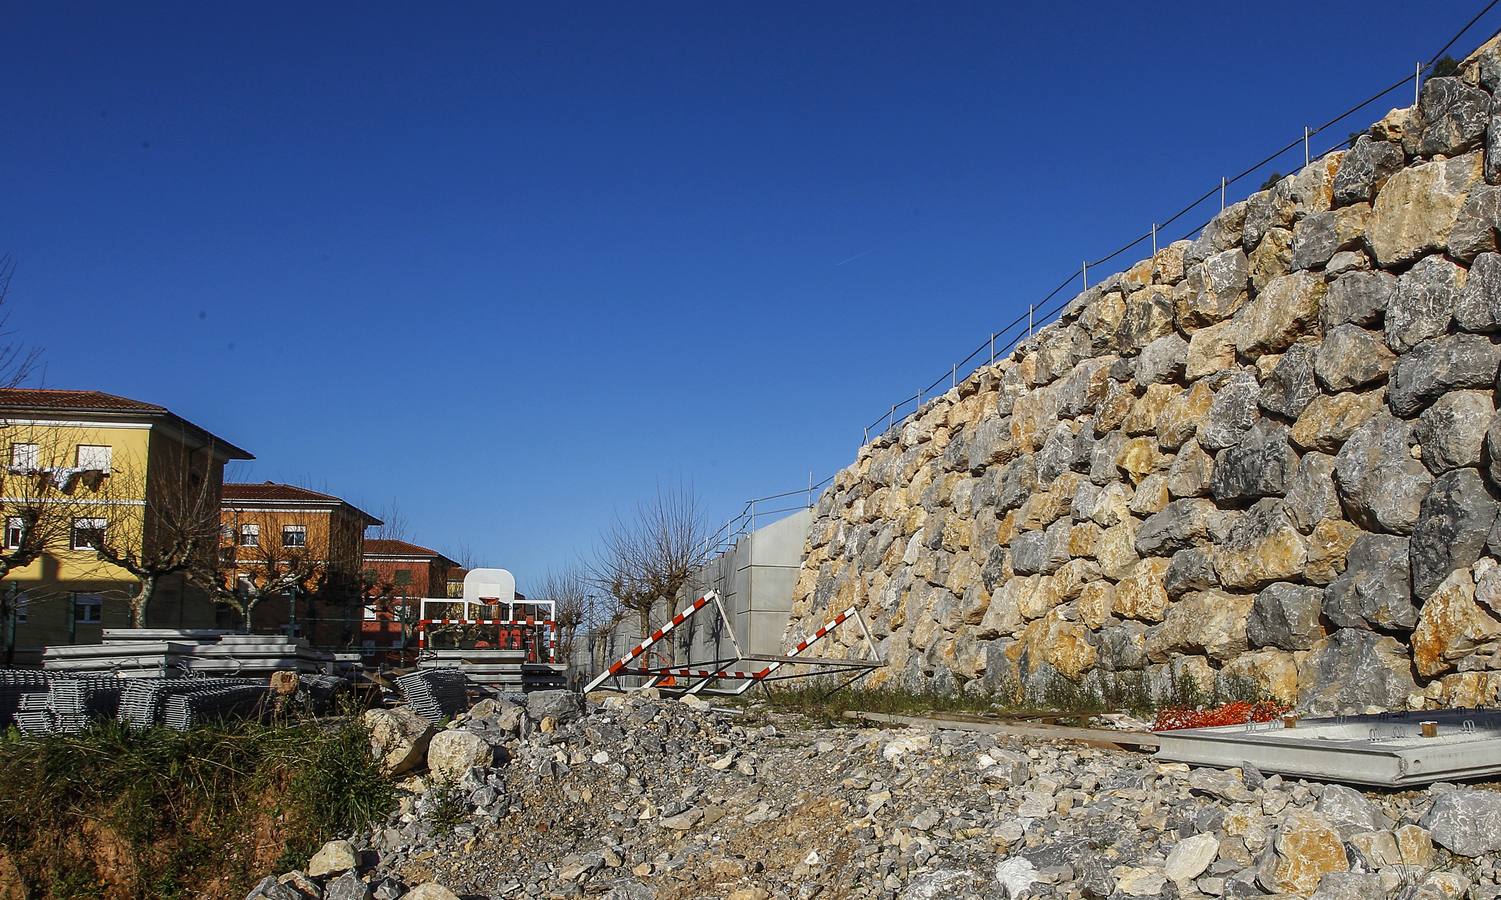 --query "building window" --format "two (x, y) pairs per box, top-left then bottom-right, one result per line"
(76, 445), (112, 472)
(4, 516), (24, 550)
(363, 604), (377, 621)
(282, 524), (306, 548)
(9, 443), (38, 470)
(240, 523), (260, 547)
(13, 592), (27, 624)
(72, 592), (103, 624)
(71, 517), (106, 551)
